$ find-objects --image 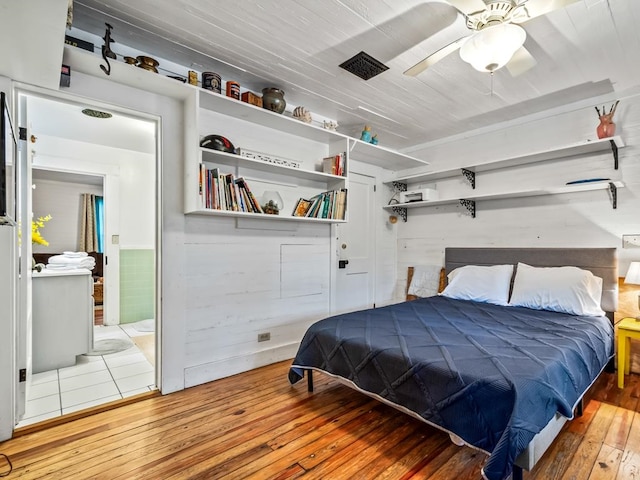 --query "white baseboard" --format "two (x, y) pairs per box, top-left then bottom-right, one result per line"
(184, 342), (299, 388)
